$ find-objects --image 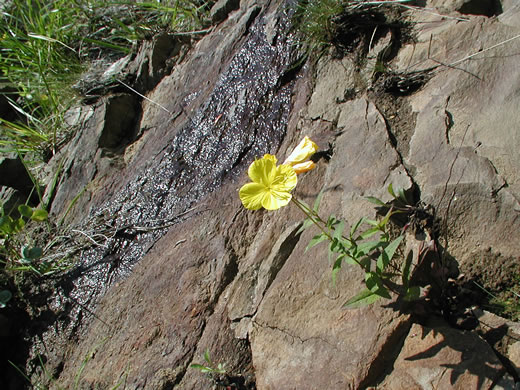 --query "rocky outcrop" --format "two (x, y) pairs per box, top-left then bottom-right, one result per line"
(11, 0), (520, 389)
